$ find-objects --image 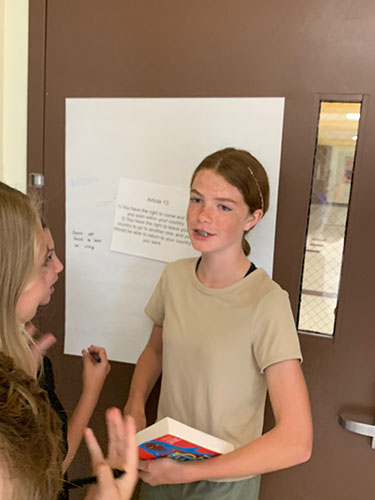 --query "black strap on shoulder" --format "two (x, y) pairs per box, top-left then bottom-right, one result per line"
(195, 257), (256, 278)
